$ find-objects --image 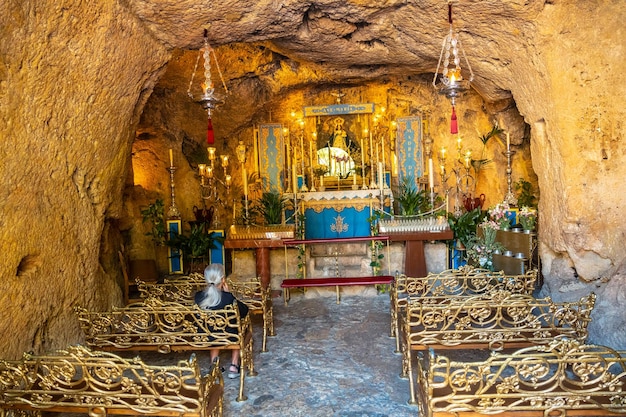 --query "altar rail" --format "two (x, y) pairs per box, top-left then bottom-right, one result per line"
(402, 290), (596, 405)
(75, 298), (255, 402)
(417, 339), (626, 416)
(0, 345), (223, 417)
(390, 267), (538, 353)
